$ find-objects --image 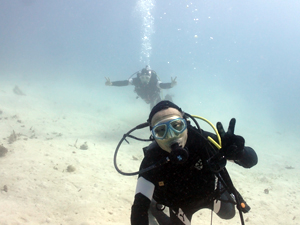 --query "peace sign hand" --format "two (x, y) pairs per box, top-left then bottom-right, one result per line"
(105, 77), (112, 86)
(171, 77), (177, 87)
(217, 118), (245, 160)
